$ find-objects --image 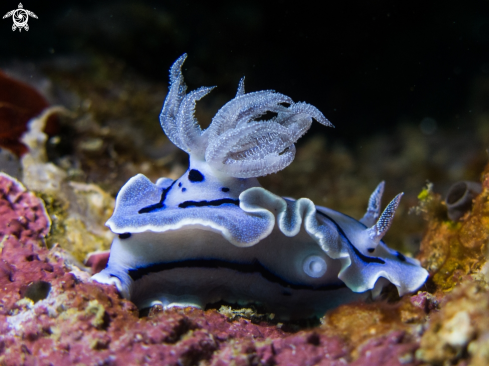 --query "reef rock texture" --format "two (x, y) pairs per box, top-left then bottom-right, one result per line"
(0, 171), (429, 366)
(2, 121), (489, 365)
(412, 162), (489, 366)
(0, 172), (50, 242)
(1, 66), (489, 364)
(19, 109), (114, 263)
(417, 163), (489, 293)
(2, 159), (489, 365)
(416, 279), (489, 366)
